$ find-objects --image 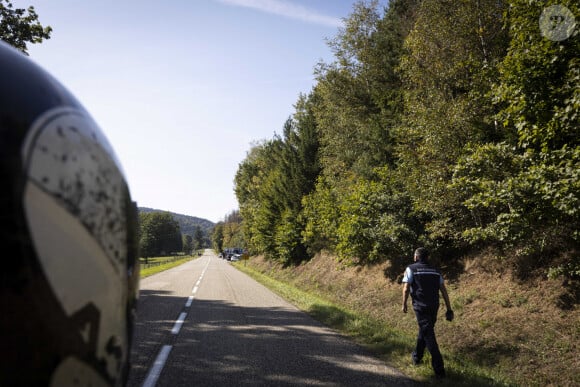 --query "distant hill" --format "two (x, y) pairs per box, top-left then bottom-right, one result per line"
(138, 207), (215, 238)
